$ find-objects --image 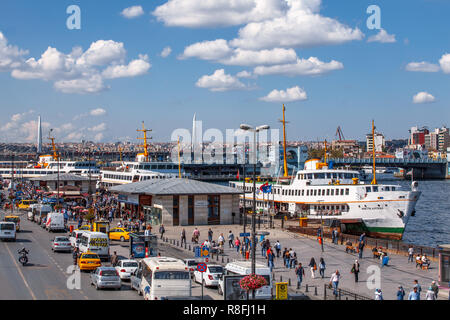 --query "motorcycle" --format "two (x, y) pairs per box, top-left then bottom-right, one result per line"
(18, 249), (29, 266)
